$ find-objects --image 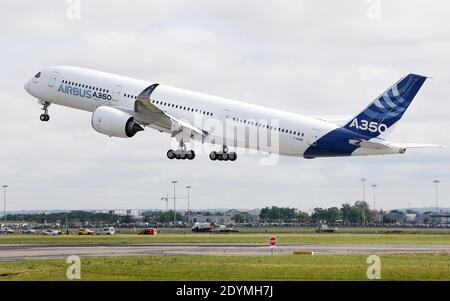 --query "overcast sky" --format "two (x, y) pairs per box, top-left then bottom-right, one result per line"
(0, 0), (449, 212)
